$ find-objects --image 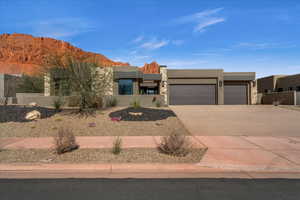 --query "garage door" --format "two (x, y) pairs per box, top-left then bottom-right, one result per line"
(169, 85), (216, 105)
(224, 85), (247, 105)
